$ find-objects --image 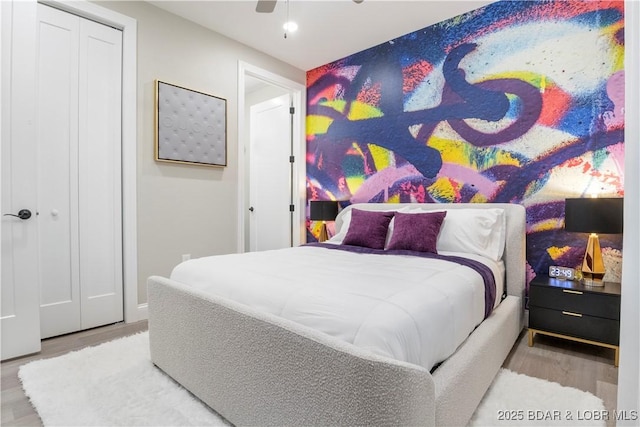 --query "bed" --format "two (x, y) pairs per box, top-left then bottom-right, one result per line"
(147, 202), (526, 426)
